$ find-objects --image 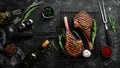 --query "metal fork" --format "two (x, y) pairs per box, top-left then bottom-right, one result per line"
(98, 0), (112, 48)
(98, 0), (108, 30)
